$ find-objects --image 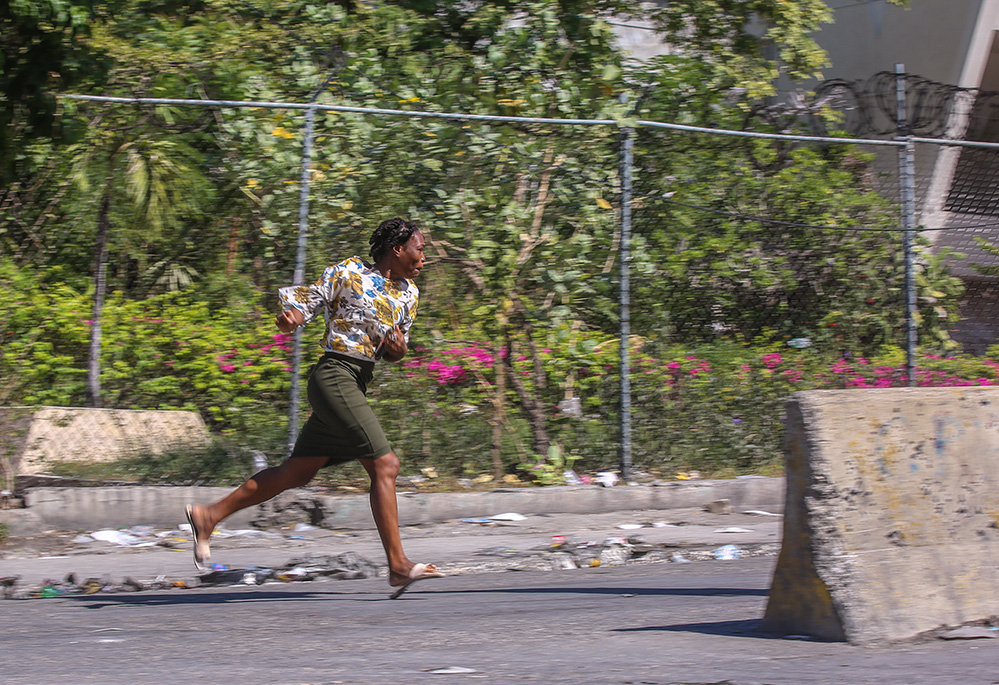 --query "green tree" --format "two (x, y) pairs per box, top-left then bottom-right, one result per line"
(69, 116), (208, 406)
